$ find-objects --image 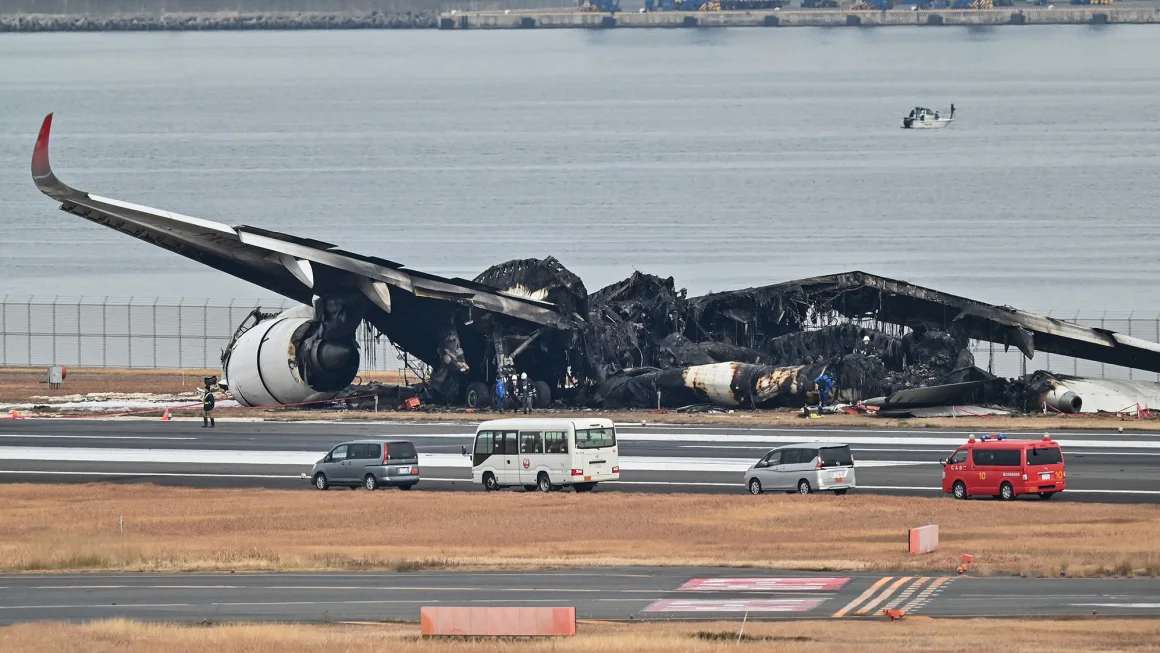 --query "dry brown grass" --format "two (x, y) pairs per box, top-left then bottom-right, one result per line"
(3, 618), (1160, 653)
(2, 484), (1158, 577)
